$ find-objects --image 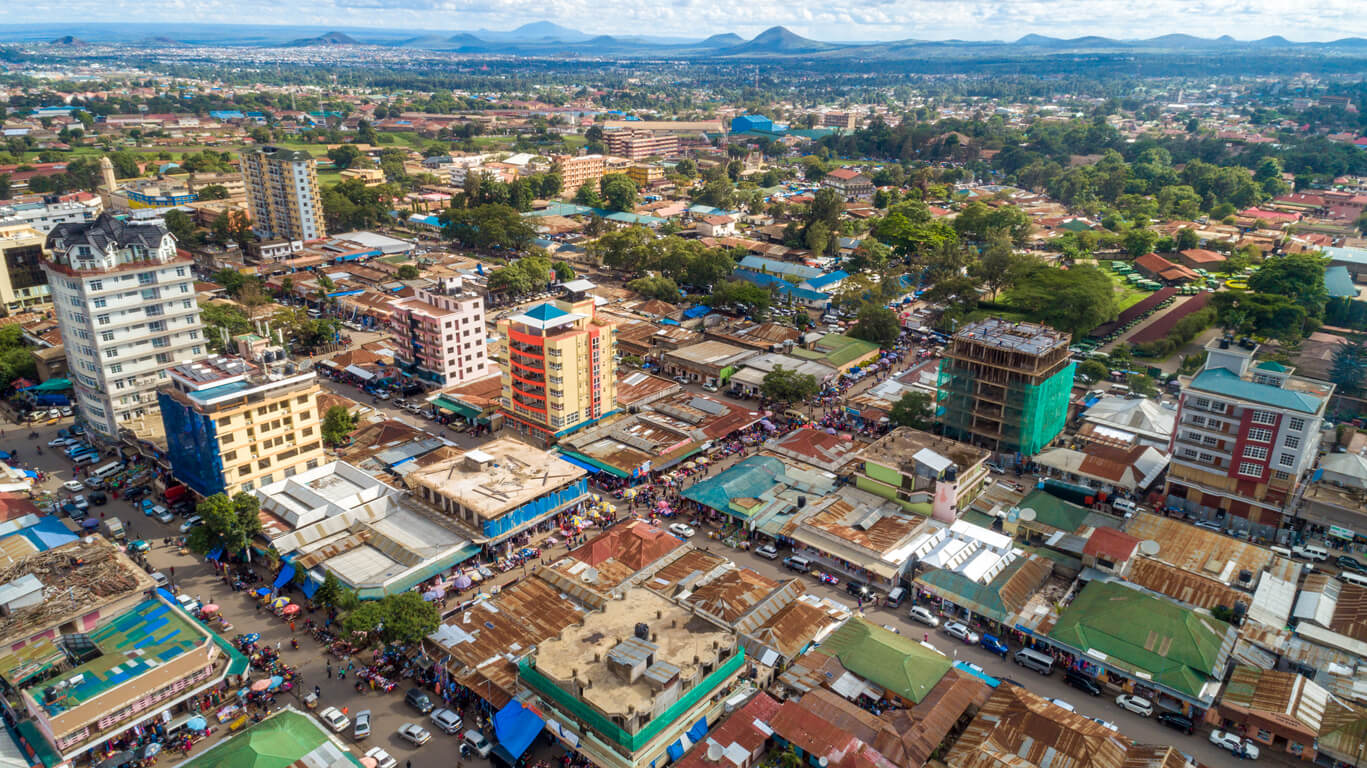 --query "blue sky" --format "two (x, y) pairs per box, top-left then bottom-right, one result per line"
(1, 0), (1364, 42)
